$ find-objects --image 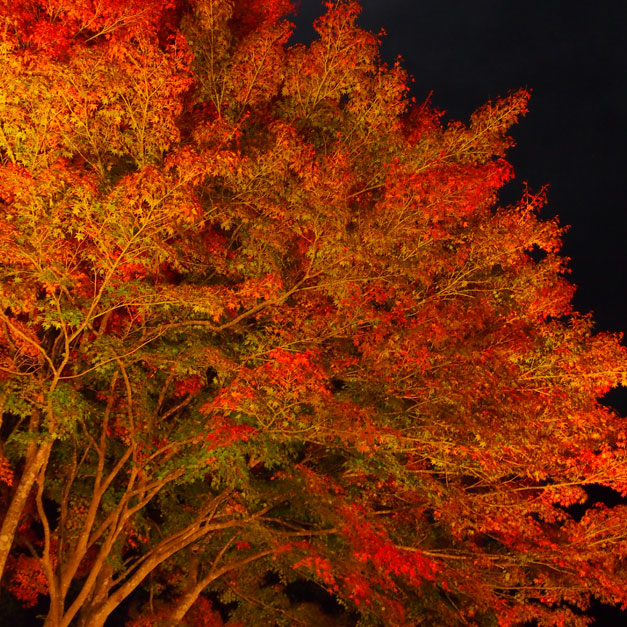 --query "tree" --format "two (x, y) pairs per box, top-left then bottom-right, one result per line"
(1, 0), (627, 625)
